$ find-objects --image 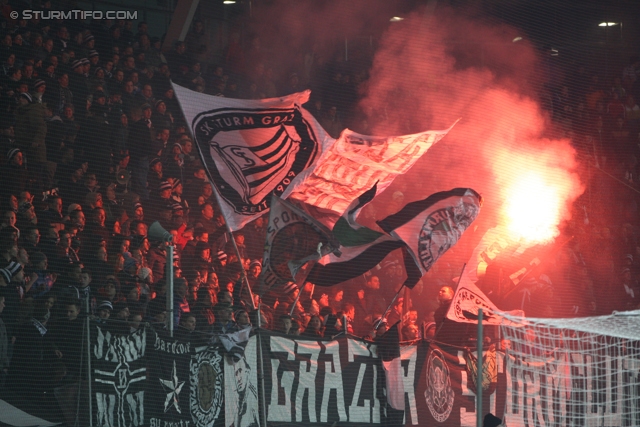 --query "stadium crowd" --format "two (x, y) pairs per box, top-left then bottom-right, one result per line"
(0, 4), (639, 398)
